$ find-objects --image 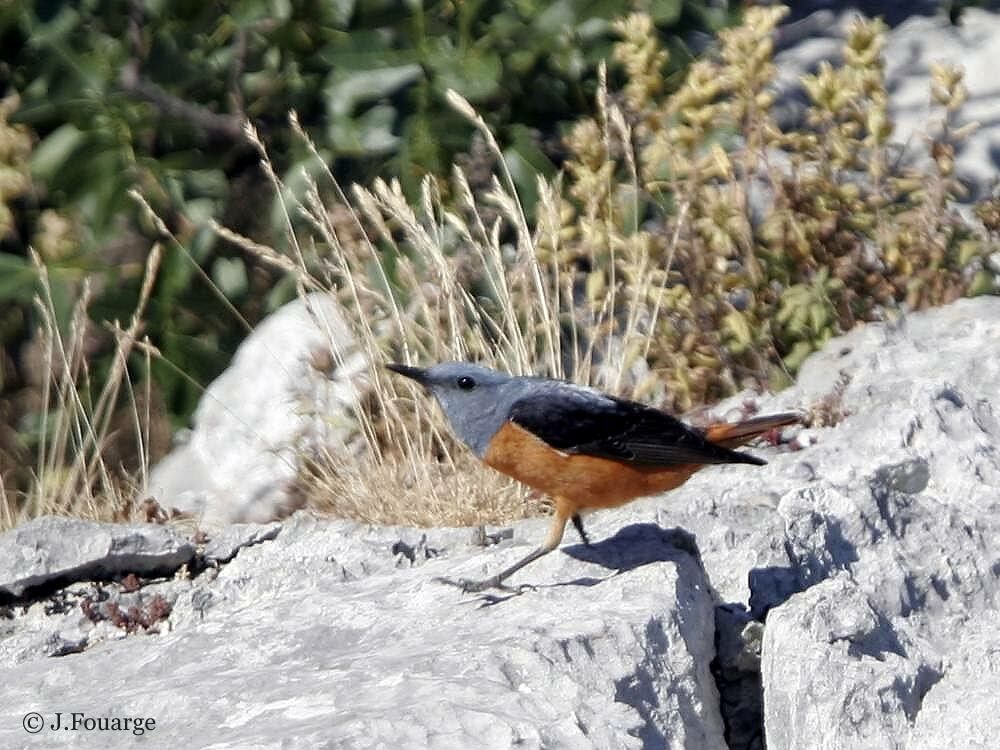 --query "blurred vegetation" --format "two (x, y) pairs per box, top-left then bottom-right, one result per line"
(0, 0), (736, 503)
(550, 7), (998, 410)
(269, 7), (998, 420)
(1, 1), (998, 525)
